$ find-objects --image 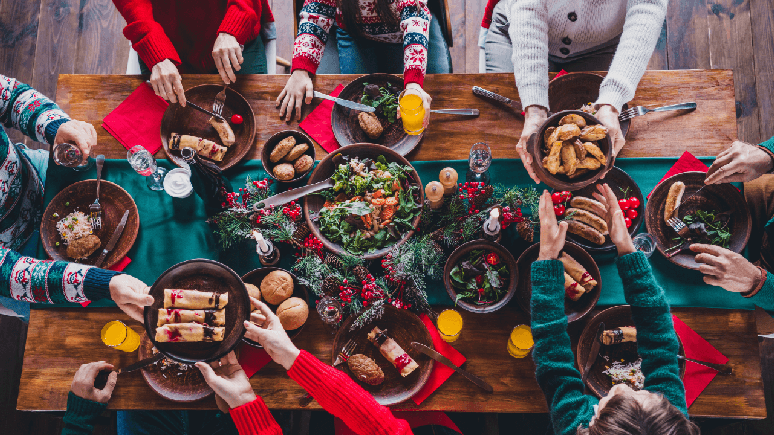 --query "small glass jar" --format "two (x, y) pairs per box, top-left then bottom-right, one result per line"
(507, 324), (534, 358)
